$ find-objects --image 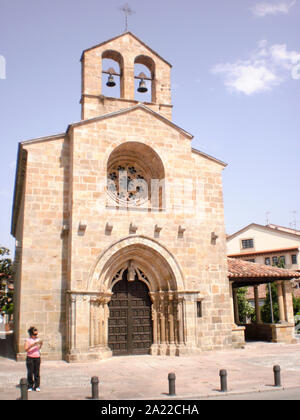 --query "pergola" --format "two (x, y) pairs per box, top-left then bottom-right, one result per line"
(228, 258), (300, 345)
